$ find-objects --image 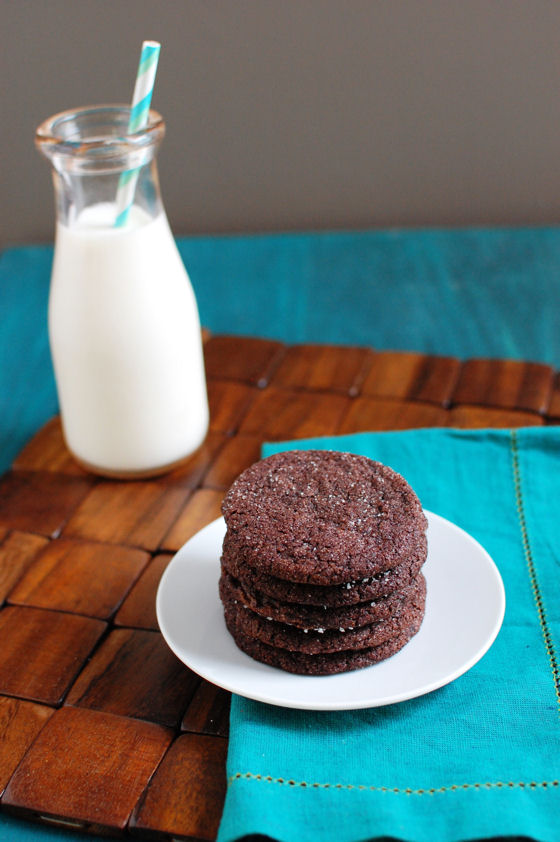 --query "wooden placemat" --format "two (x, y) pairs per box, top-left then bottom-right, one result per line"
(0, 335), (559, 840)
